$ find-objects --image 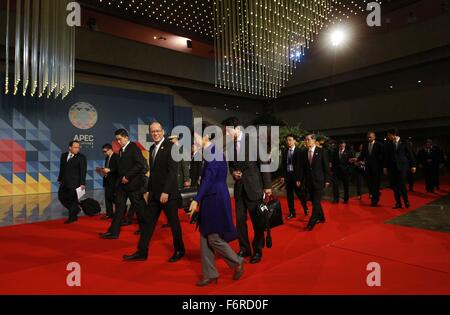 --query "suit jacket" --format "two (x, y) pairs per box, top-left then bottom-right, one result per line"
(280, 146), (302, 178)
(227, 134), (272, 202)
(194, 145), (238, 242)
(358, 141), (384, 173)
(418, 146), (442, 169)
(331, 148), (354, 176)
(117, 142), (148, 192)
(190, 150), (203, 188)
(297, 147), (331, 190)
(58, 152), (87, 189)
(148, 138), (181, 201)
(384, 140), (417, 172)
(103, 153), (119, 189)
